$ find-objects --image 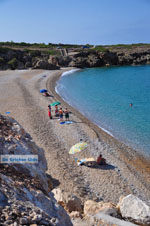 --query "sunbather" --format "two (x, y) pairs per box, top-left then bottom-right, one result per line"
(97, 154), (106, 165)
